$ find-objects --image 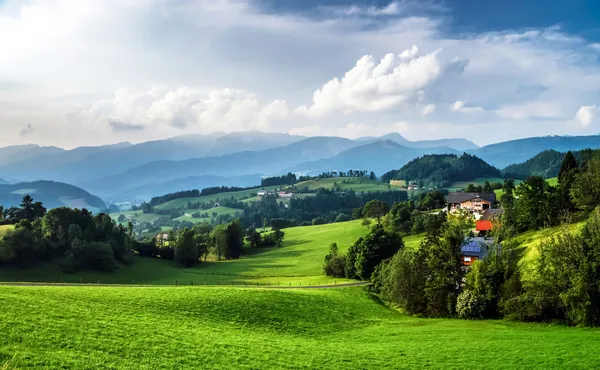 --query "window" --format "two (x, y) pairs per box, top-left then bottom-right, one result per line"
(464, 257), (472, 262)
